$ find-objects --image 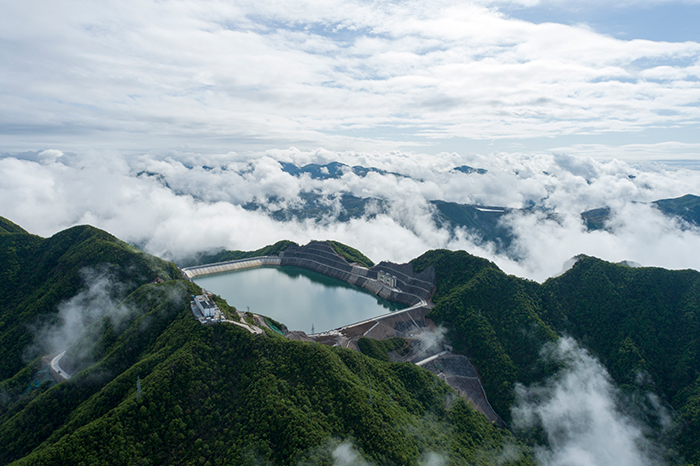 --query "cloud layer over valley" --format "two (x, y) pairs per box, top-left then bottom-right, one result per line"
(2, 0), (699, 280)
(512, 338), (671, 466)
(2, 149), (699, 282)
